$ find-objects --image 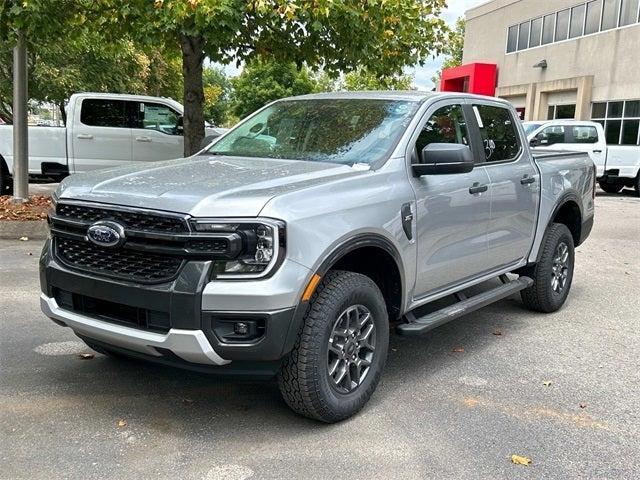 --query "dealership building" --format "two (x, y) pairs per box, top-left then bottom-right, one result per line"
(441, 0), (640, 146)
